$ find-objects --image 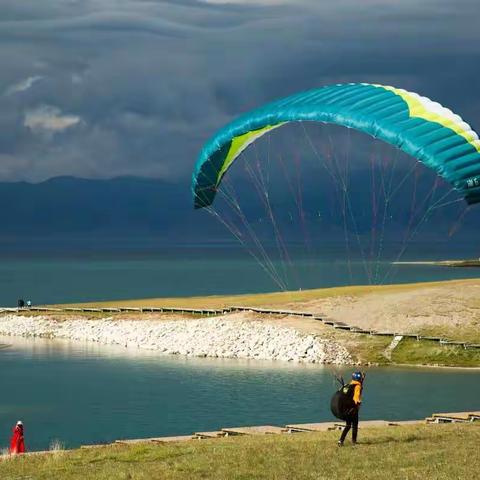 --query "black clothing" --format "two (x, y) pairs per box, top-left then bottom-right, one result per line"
(339, 408), (359, 444)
